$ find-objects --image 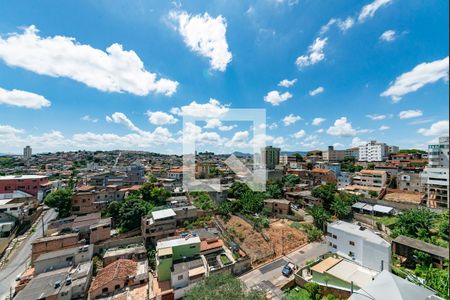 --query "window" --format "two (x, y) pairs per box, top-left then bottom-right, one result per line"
(349, 251), (355, 257)
(102, 287), (108, 293)
(178, 275), (183, 280)
(349, 241), (355, 246)
(332, 234), (337, 239)
(332, 244), (337, 249)
(114, 285), (120, 290)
